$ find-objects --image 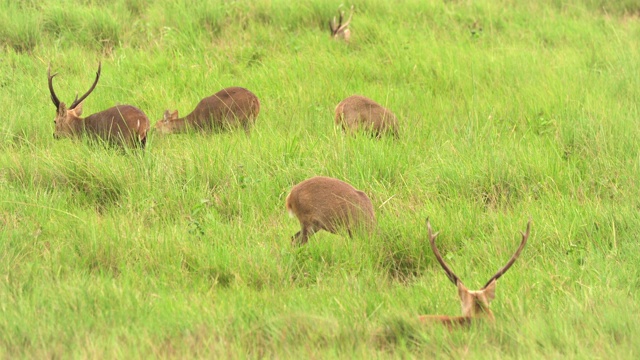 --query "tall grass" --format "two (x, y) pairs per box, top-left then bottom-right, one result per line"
(1, 0), (640, 358)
